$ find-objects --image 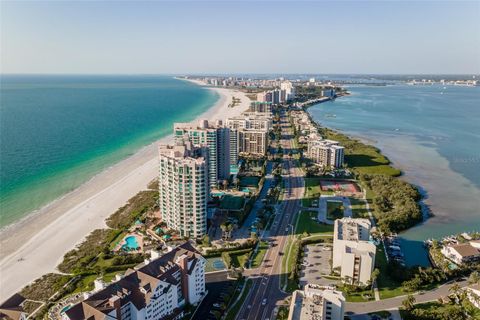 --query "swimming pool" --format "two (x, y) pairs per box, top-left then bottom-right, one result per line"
(122, 236), (140, 251)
